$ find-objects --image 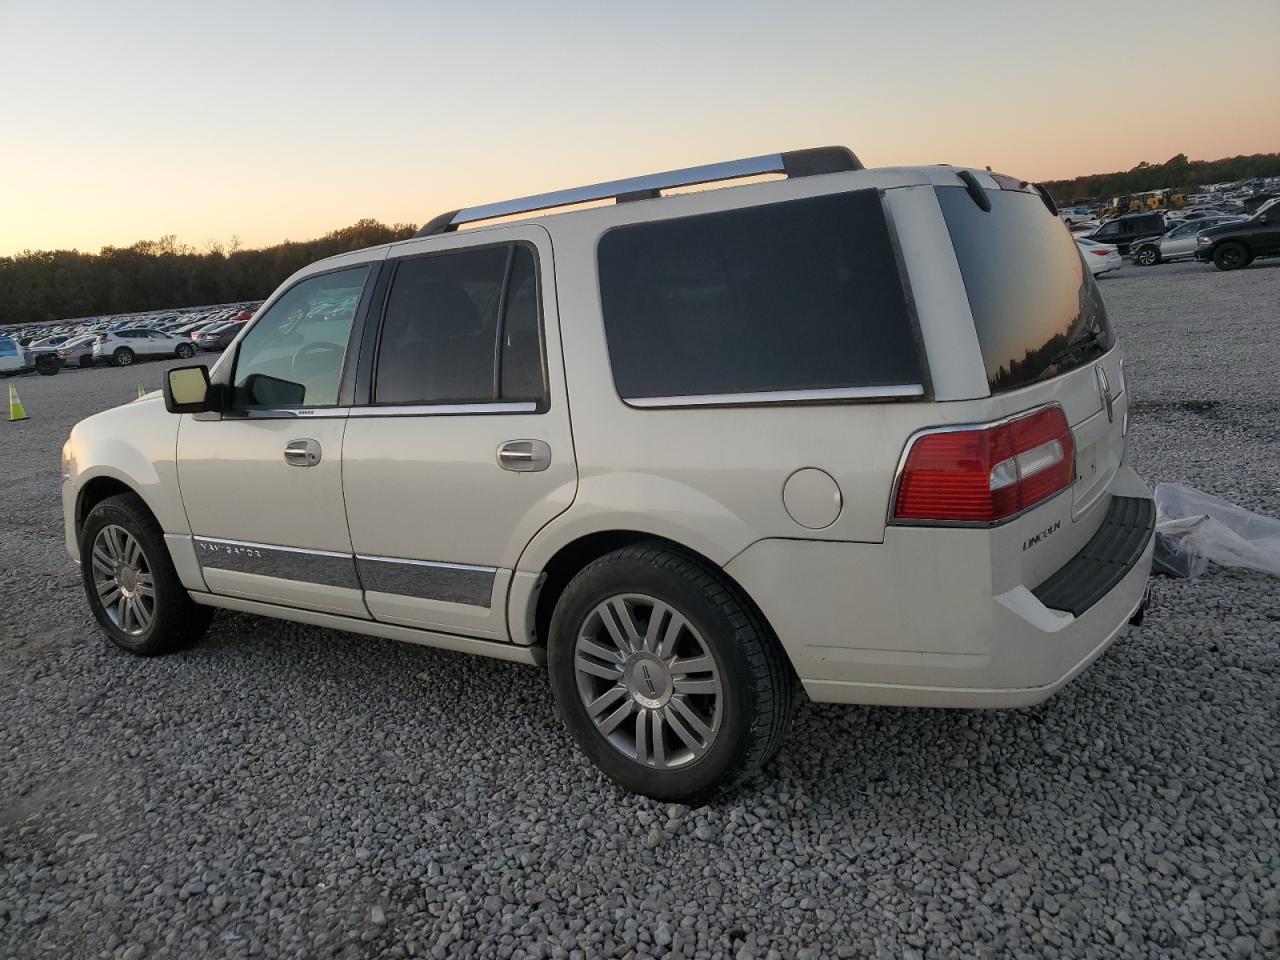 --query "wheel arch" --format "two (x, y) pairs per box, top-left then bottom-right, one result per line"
(76, 475), (156, 541)
(523, 529), (785, 663)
